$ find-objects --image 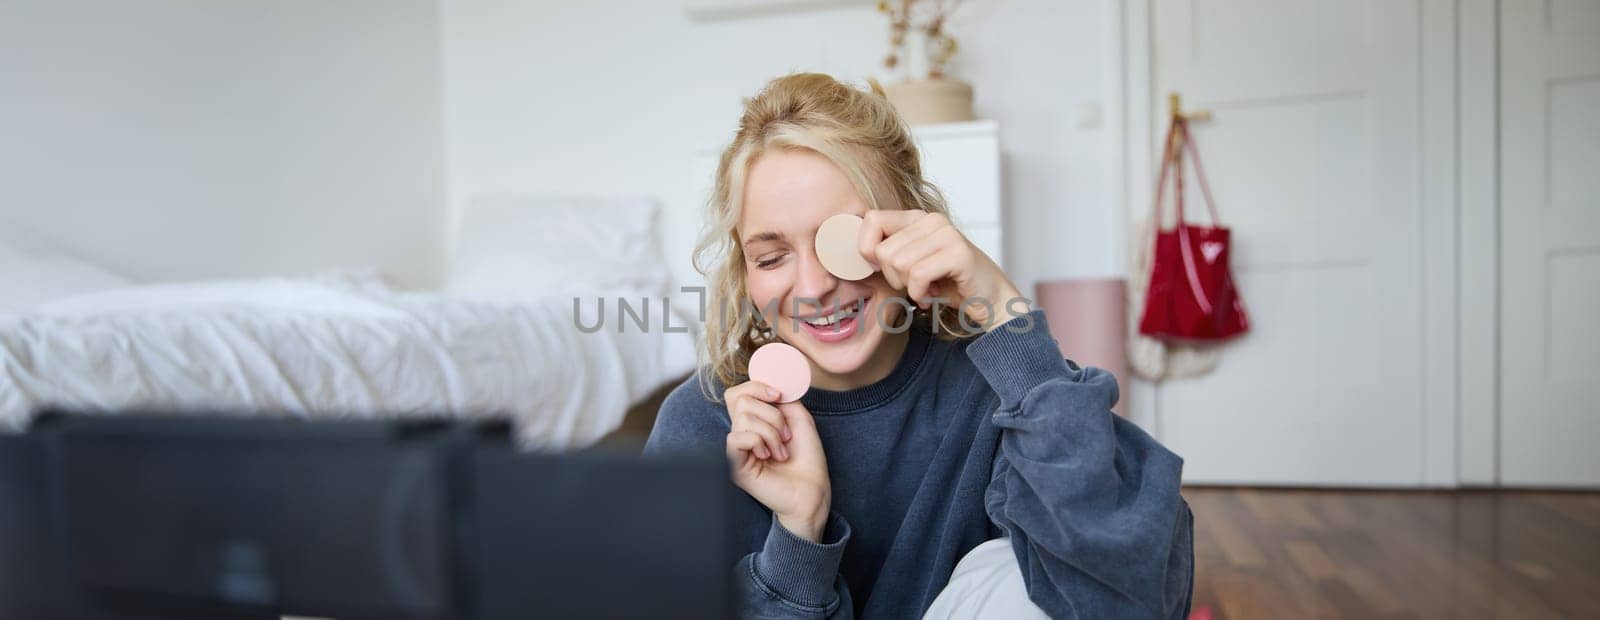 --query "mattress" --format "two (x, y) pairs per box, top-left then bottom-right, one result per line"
(0, 273), (698, 450)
